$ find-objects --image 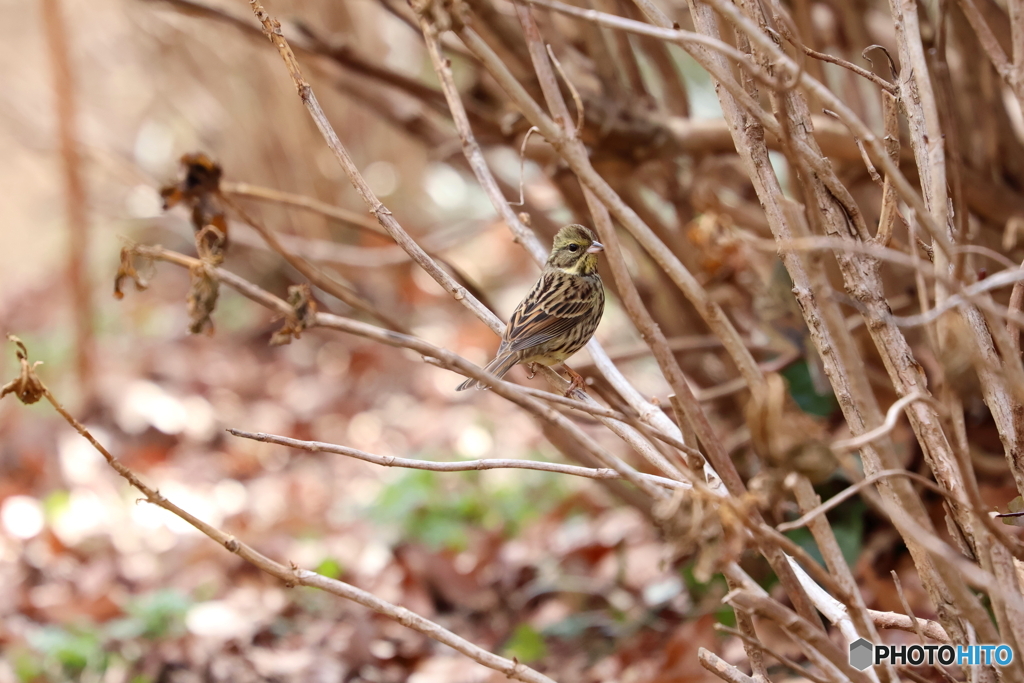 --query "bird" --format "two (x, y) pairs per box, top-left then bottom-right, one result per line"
(457, 224), (605, 394)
